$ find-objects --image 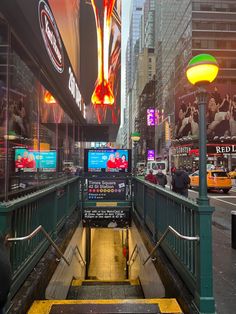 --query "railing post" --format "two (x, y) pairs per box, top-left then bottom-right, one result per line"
(143, 184), (146, 222)
(66, 183), (70, 216)
(0, 205), (11, 237)
(194, 206), (215, 314)
(53, 189), (58, 239)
